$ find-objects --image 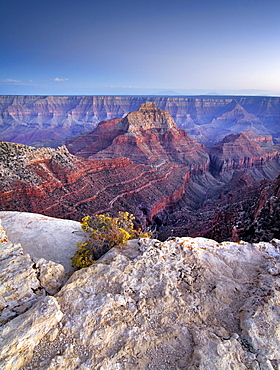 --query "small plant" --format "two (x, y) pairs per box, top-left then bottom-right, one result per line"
(71, 211), (151, 269)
